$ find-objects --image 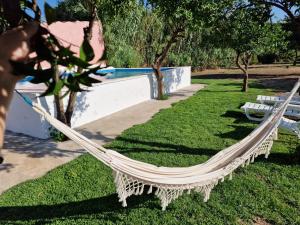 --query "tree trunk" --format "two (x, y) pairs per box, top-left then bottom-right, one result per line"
(65, 91), (76, 127)
(152, 27), (184, 100)
(235, 52), (250, 92)
(63, 5), (98, 127)
(242, 71), (249, 92)
(152, 64), (164, 100)
(53, 64), (67, 124)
